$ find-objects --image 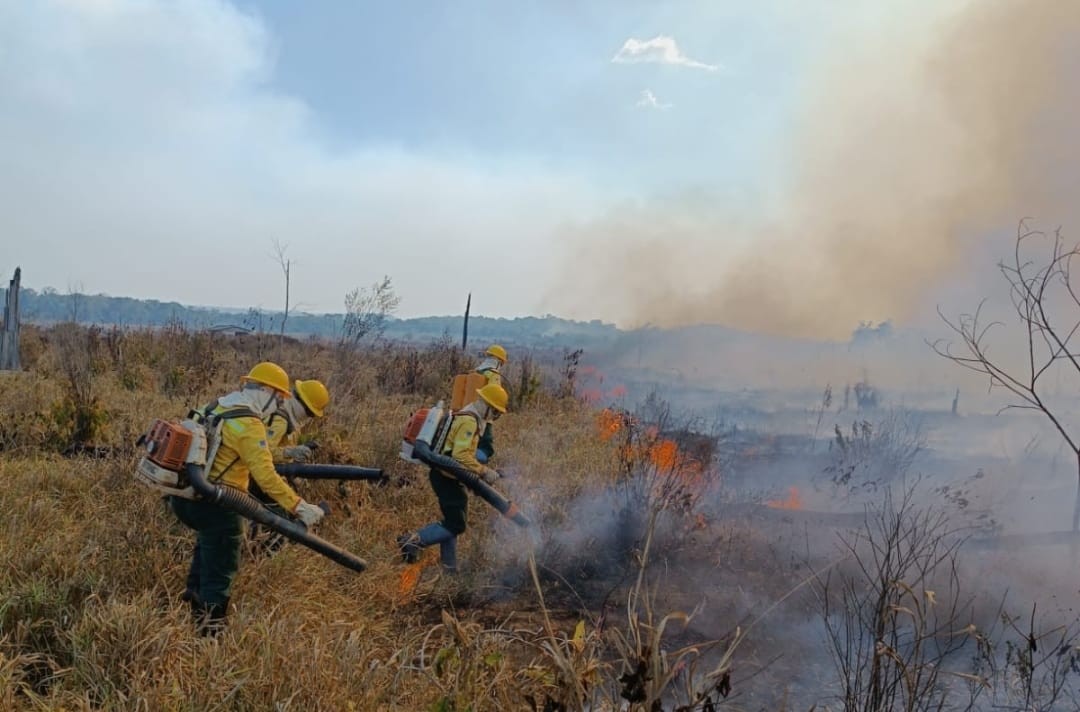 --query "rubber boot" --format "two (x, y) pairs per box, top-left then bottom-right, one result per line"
(397, 532), (422, 564)
(183, 588), (203, 616)
(195, 598), (229, 638)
